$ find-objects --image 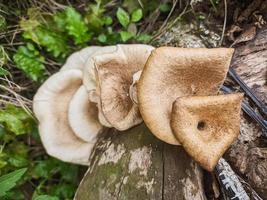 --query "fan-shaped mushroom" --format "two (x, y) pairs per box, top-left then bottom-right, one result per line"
(94, 44), (154, 130)
(83, 46), (117, 128)
(83, 46), (117, 93)
(68, 86), (102, 143)
(59, 46), (104, 142)
(138, 47), (234, 145)
(33, 70), (94, 165)
(170, 93), (243, 171)
(60, 46), (100, 71)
